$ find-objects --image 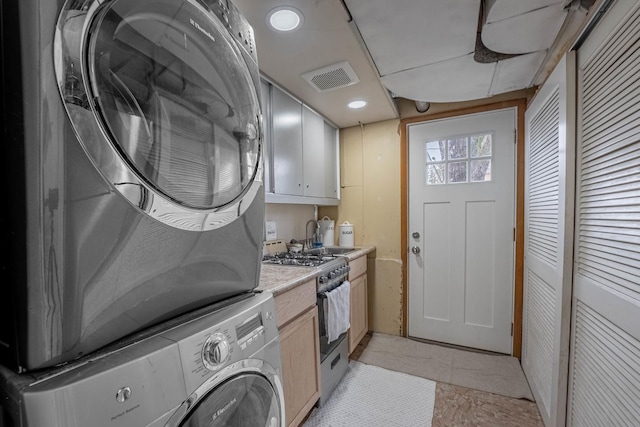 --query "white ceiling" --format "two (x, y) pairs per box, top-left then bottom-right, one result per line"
(233, 0), (590, 128)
